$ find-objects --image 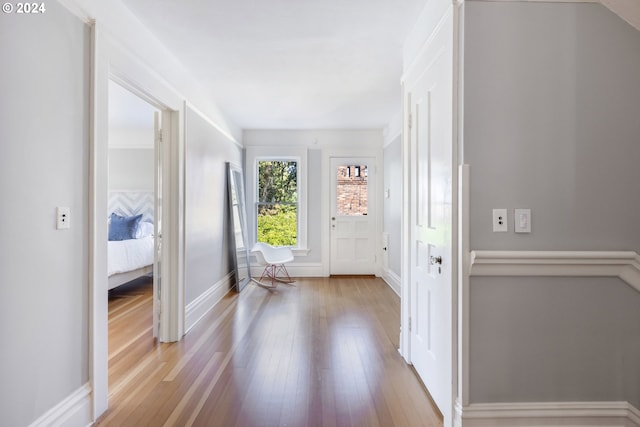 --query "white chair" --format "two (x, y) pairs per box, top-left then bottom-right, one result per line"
(251, 242), (295, 287)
